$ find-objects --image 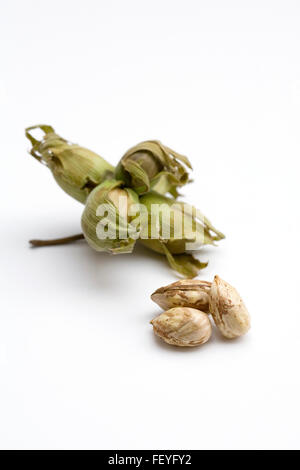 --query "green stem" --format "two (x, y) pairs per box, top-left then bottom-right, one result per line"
(29, 233), (84, 247)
